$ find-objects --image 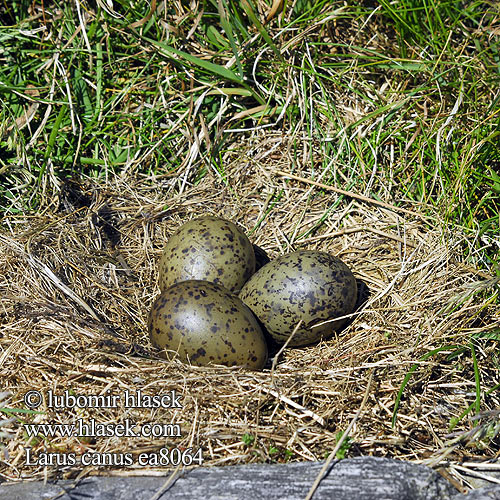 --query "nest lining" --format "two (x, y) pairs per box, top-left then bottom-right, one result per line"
(0, 154), (498, 482)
